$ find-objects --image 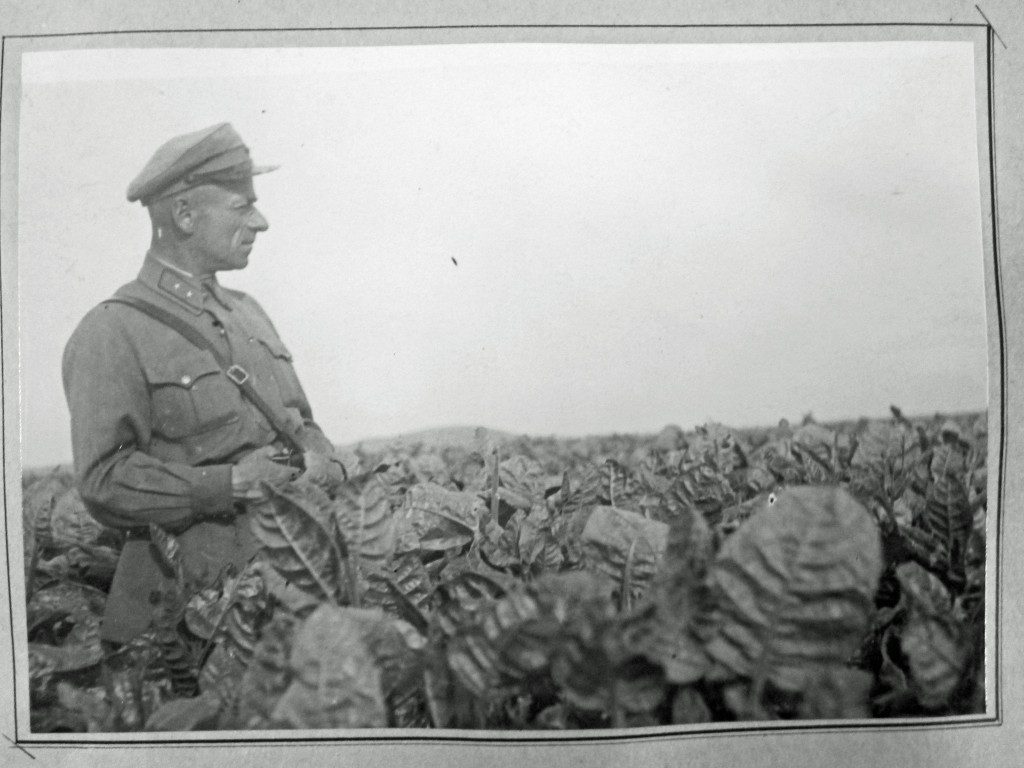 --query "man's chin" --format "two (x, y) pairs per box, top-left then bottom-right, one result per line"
(219, 253), (250, 271)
